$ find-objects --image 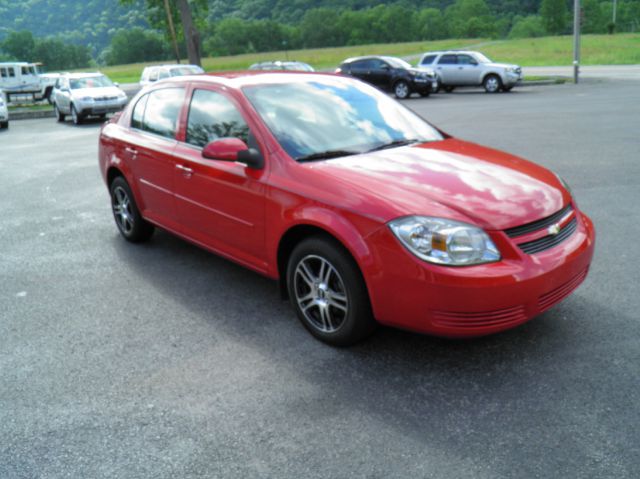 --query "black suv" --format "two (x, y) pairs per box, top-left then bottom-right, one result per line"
(336, 56), (437, 99)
